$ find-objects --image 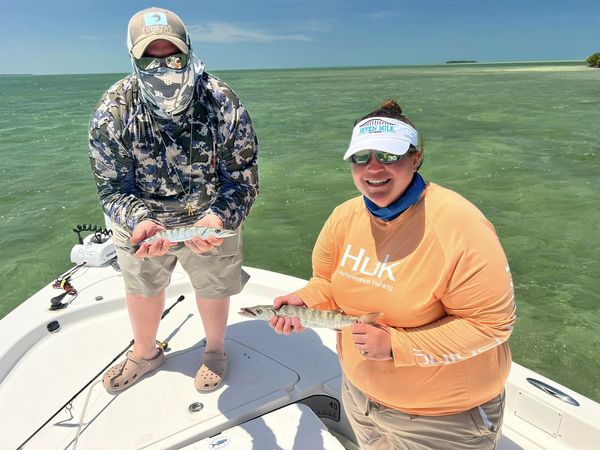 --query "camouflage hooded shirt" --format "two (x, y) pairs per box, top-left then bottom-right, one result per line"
(89, 71), (258, 234)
